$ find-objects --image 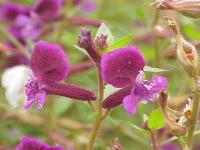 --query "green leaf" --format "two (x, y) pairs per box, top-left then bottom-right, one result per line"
(143, 114), (148, 122)
(144, 66), (168, 73)
(104, 84), (120, 98)
(95, 23), (114, 45)
(53, 98), (73, 117)
(147, 108), (164, 130)
(106, 34), (132, 51)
